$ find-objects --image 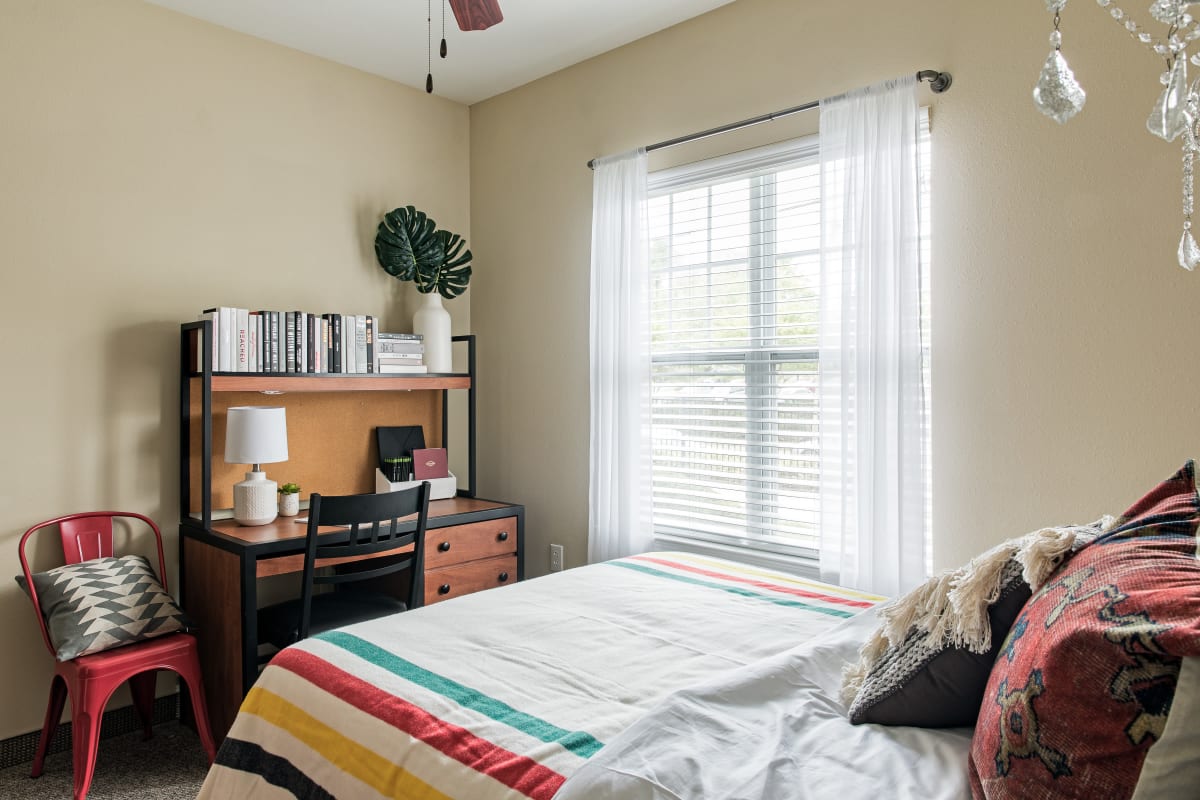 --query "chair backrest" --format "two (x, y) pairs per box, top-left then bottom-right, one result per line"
(18, 512), (167, 658)
(298, 483), (431, 640)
